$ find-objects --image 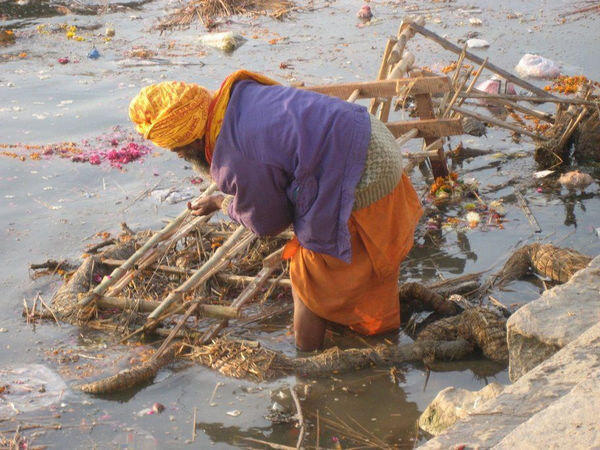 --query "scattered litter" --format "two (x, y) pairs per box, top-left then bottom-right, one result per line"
(534, 169), (554, 179)
(466, 211), (481, 228)
(87, 47), (101, 59)
(466, 38), (489, 49)
(558, 170), (594, 190)
(151, 187), (196, 204)
(515, 54), (560, 79)
(0, 365), (68, 417)
(199, 32), (246, 52)
(152, 402), (165, 414)
(226, 409), (242, 417)
(357, 5), (373, 20)
(1, 126), (153, 169)
(469, 17), (483, 26)
(544, 75), (599, 95)
(58, 57), (69, 64)
(0, 29), (16, 45)
(105, 26), (115, 37)
(476, 76), (517, 96)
